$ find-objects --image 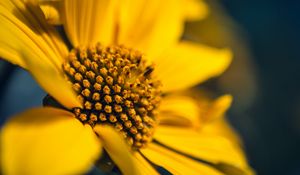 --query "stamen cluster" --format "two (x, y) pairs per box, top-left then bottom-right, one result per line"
(62, 44), (161, 149)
